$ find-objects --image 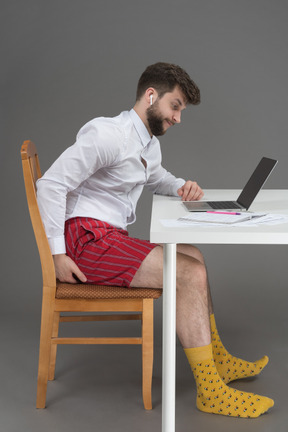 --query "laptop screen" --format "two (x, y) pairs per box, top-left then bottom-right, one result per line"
(237, 157), (278, 209)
